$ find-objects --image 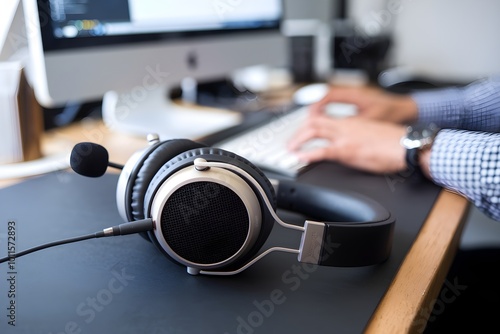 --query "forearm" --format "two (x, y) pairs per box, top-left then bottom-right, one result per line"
(412, 77), (500, 132)
(412, 88), (465, 127)
(426, 129), (500, 220)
